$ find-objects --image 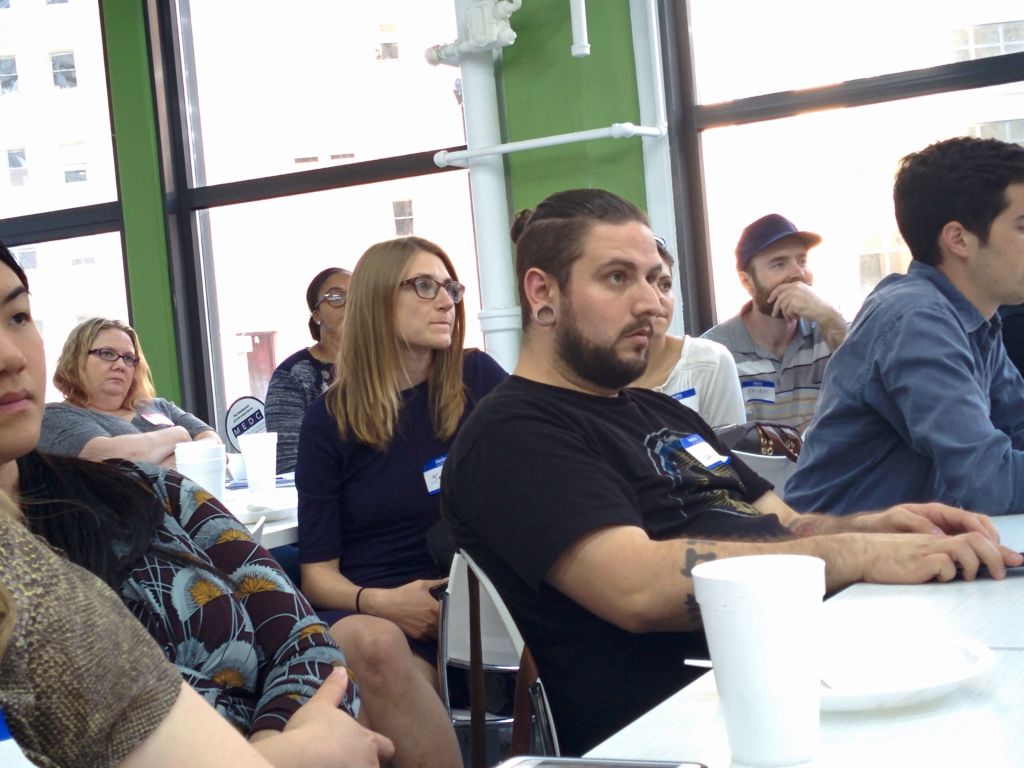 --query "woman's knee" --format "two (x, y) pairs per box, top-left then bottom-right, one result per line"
(332, 615), (412, 678)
